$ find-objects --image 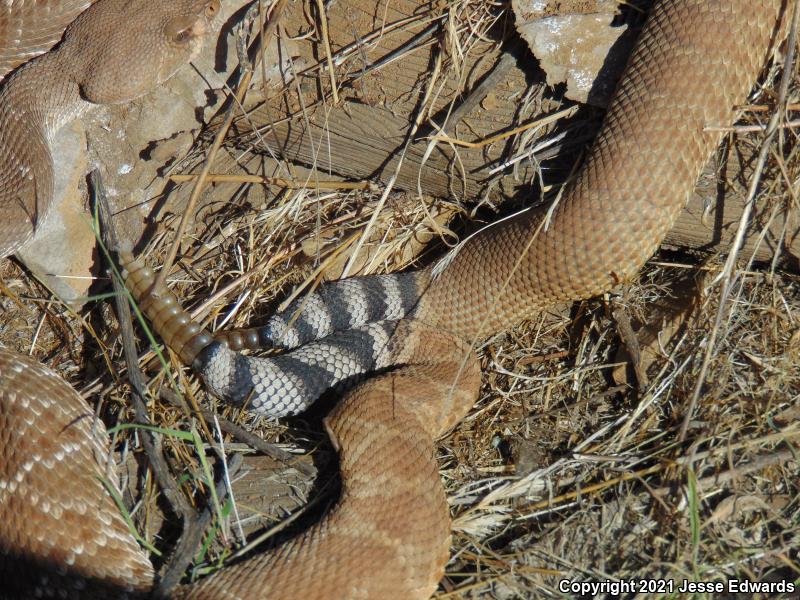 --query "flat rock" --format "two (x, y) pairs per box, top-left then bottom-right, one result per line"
(17, 120), (94, 304)
(513, 0), (632, 106)
(15, 0), (253, 302)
